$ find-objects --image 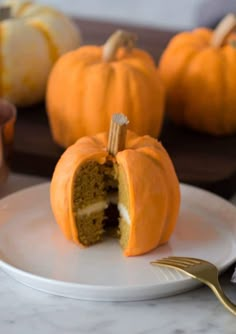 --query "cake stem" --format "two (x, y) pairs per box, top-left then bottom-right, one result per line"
(103, 30), (137, 62)
(211, 13), (236, 47)
(108, 113), (129, 156)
